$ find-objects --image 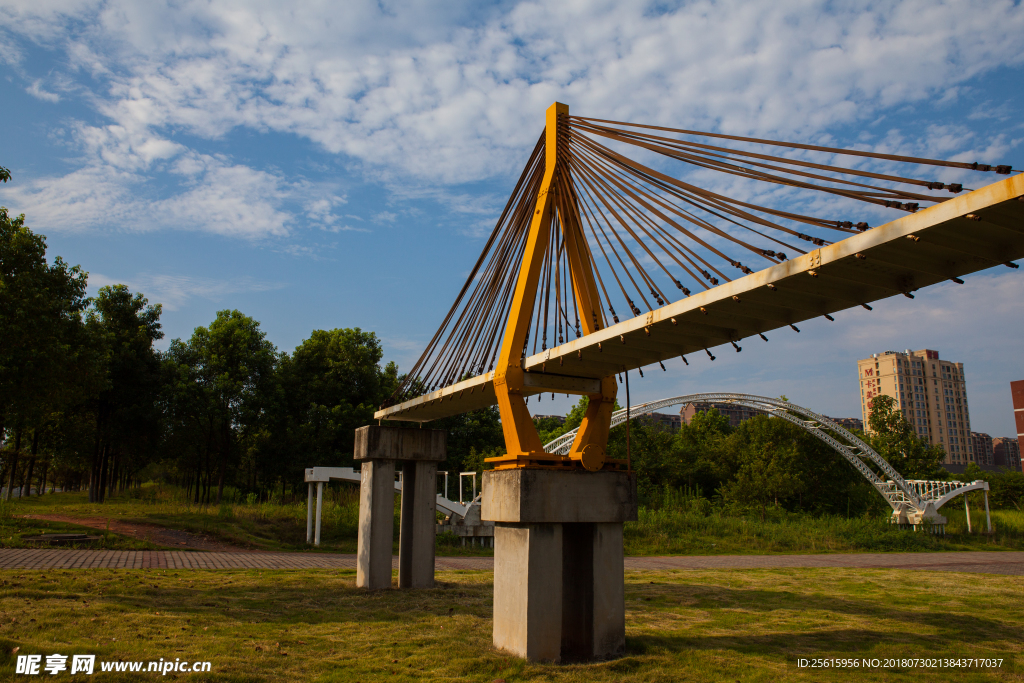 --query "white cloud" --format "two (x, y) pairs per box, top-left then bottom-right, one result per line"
(2, 0), (1023, 239)
(0, 153), (294, 238)
(26, 78), (59, 101)
(88, 272), (287, 311)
